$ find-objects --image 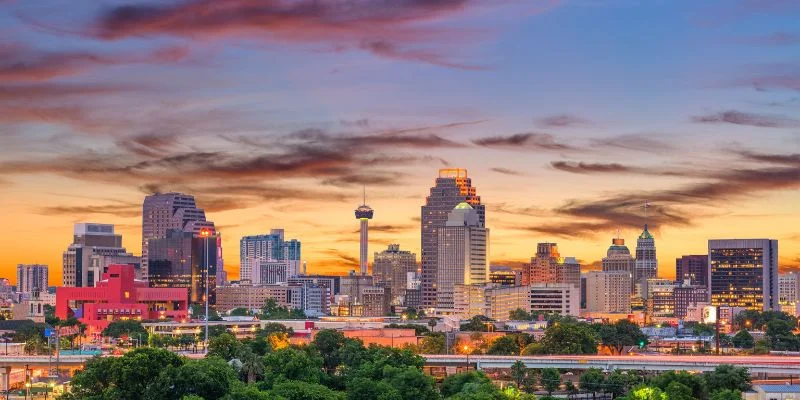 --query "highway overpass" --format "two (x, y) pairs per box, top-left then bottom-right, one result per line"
(422, 355), (800, 375)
